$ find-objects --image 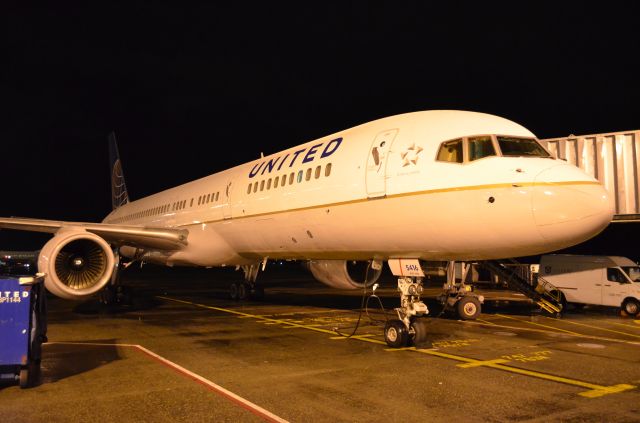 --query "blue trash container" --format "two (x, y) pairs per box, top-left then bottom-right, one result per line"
(0, 274), (47, 388)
